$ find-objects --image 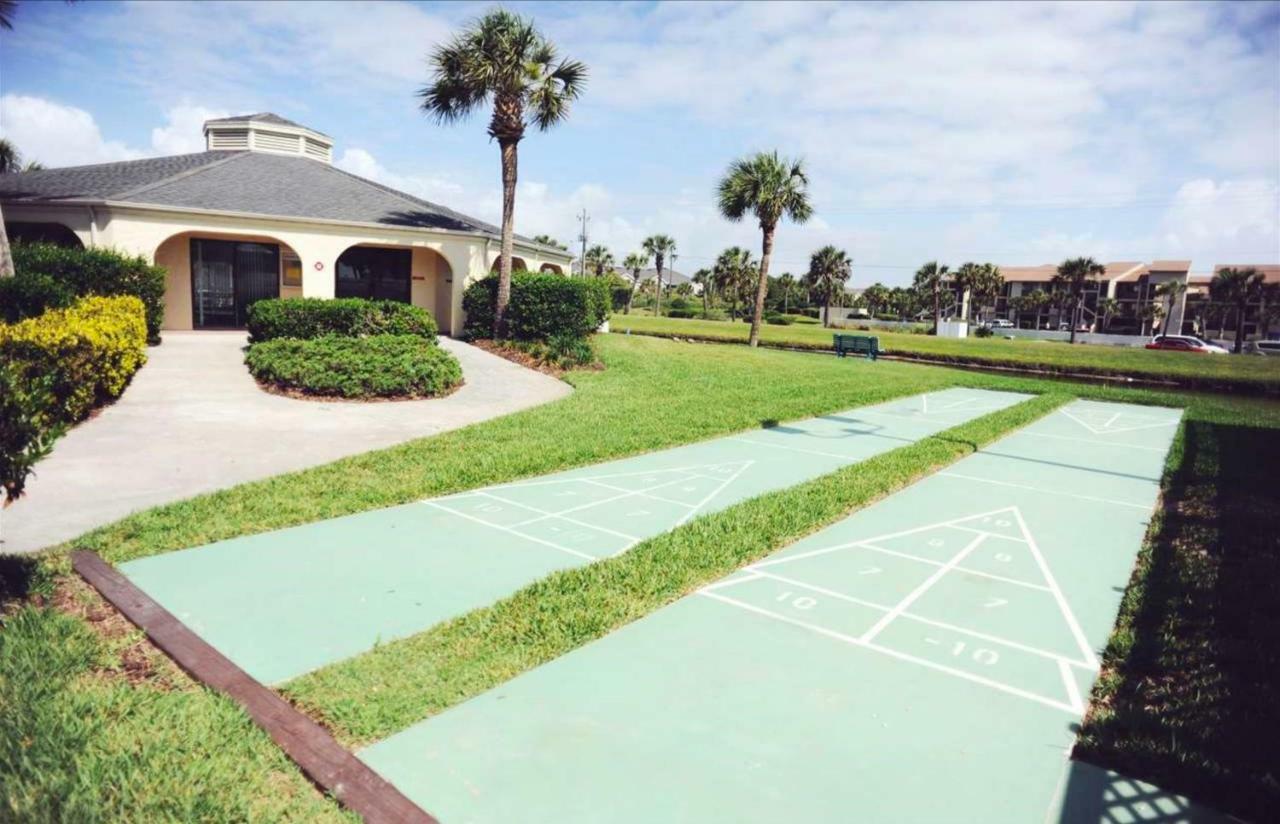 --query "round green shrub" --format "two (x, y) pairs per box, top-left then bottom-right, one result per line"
(462, 272), (610, 341)
(246, 298), (438, 343)
(245, 335), (462, 399)
(0, 272), (75, 323)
